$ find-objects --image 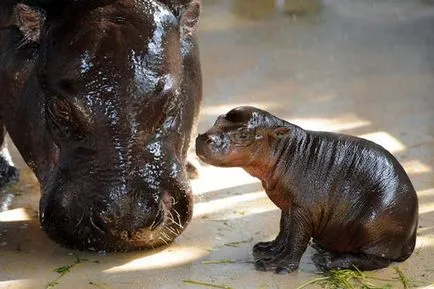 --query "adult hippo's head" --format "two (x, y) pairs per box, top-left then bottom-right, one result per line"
(12, 0), (201, 251)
